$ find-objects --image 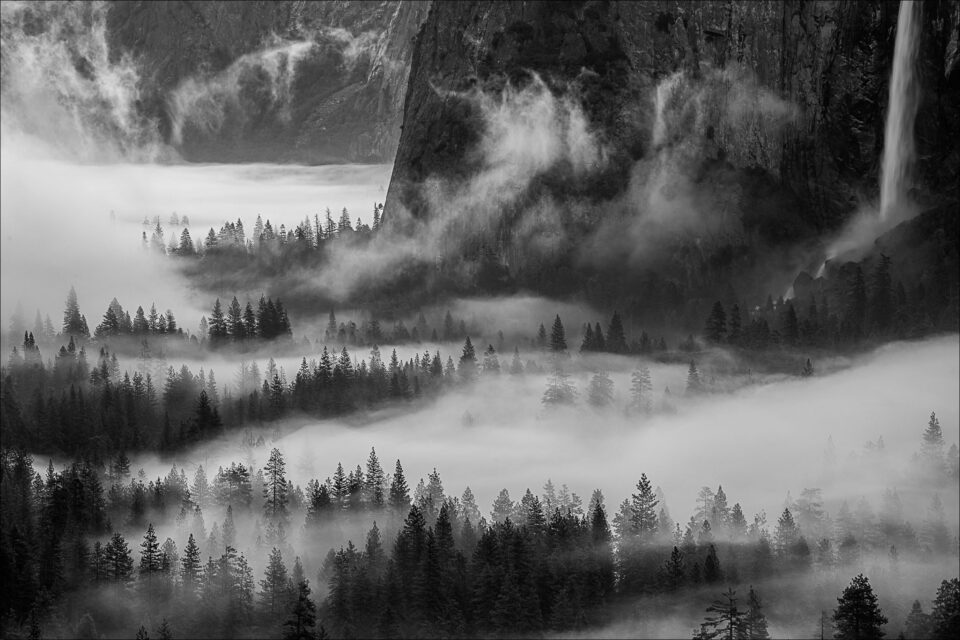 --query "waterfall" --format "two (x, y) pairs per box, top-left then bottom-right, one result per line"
(879, 0), (922, 220)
